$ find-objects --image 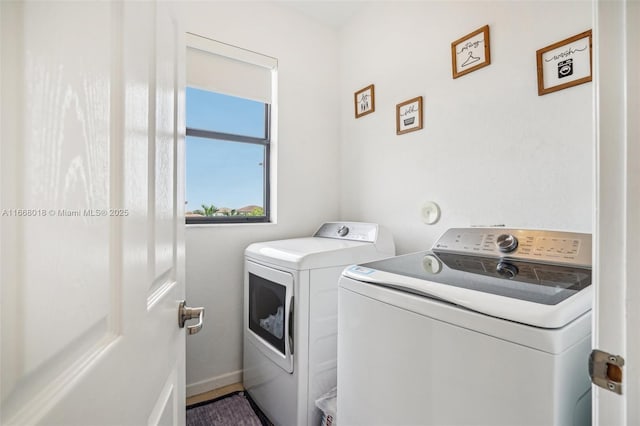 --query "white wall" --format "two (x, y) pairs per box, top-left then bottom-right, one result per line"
(182, 0), (595, 395)
(339, 1), (594, 254)
(179, 2), (341, 395)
